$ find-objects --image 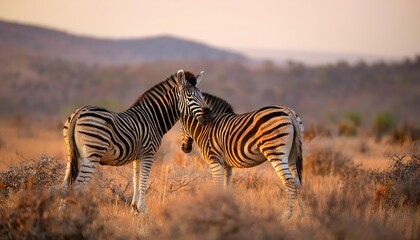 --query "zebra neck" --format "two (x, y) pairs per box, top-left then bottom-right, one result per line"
(183, 115), (209, 144)
(131, 85), (180, 136)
